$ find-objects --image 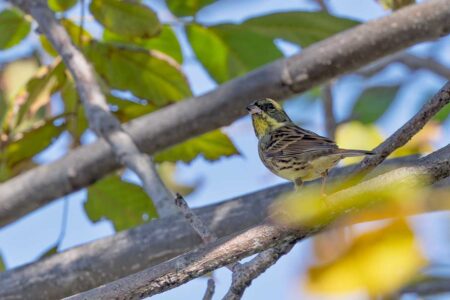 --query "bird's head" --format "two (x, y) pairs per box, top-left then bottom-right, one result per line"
(246, 98), (292, 138)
